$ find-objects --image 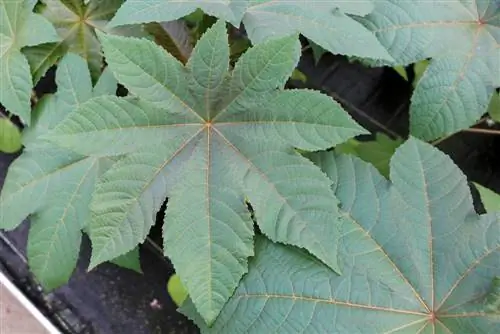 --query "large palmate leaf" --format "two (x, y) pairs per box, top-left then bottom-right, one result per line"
(183, 138), (500, 333)
(361, 0), (500, 140)
(43, 21), (367, 324)
(0, 53), (117, 290)
(108, 0), (393, 61)
(0, 0), (59, 124)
